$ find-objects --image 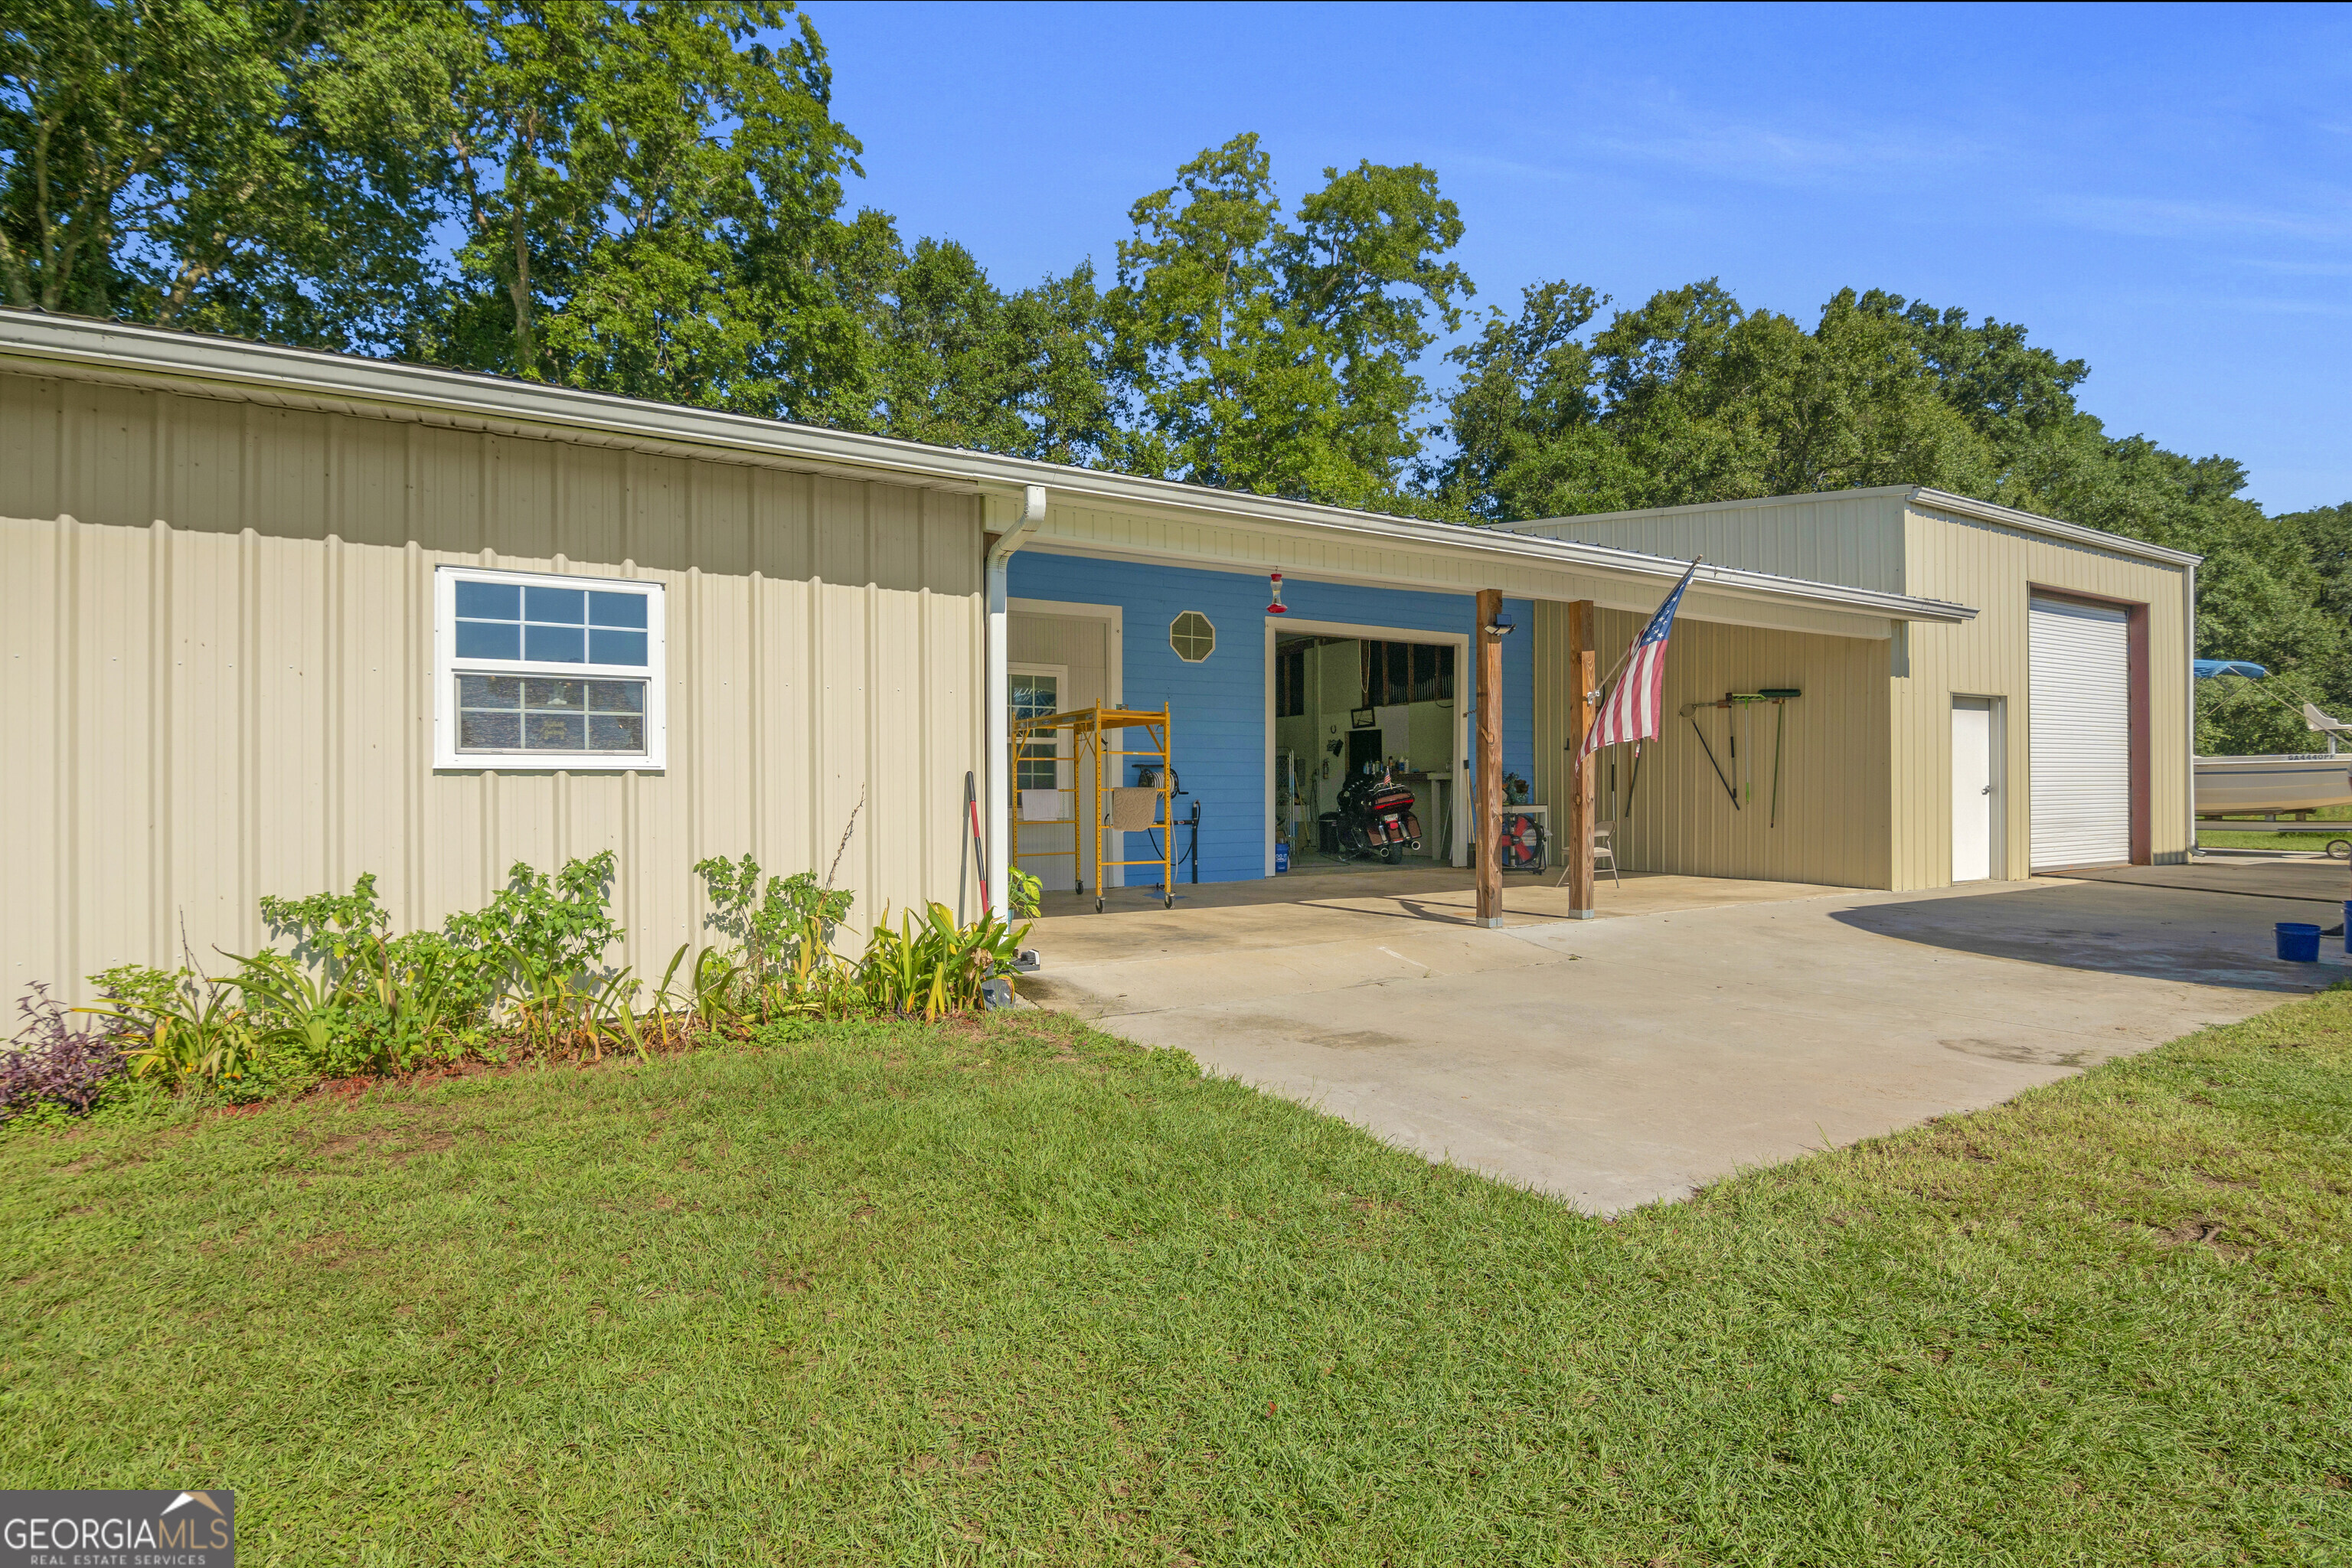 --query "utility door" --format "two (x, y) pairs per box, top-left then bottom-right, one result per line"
(1951, 697), (1996, 880)
(2028, 597), (2132, 868)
